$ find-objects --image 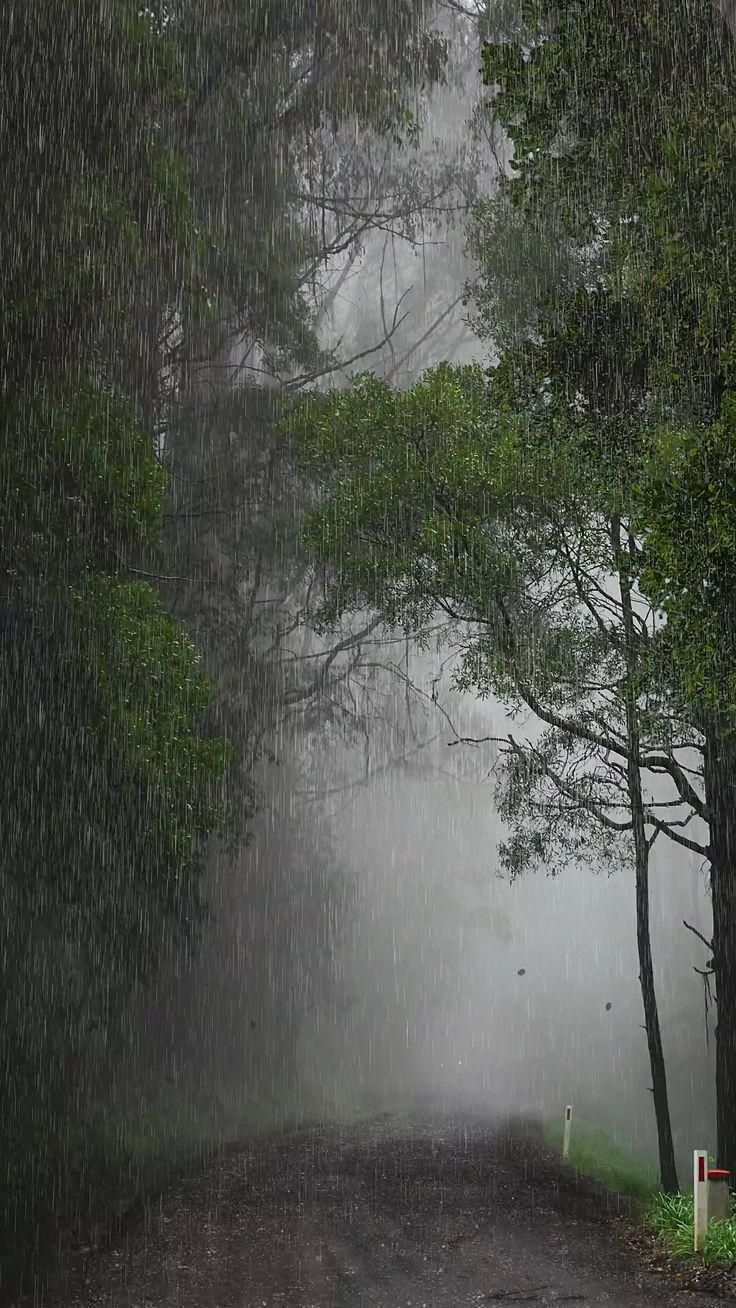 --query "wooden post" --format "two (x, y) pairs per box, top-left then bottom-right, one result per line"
(562, 1104), (573, 1160)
